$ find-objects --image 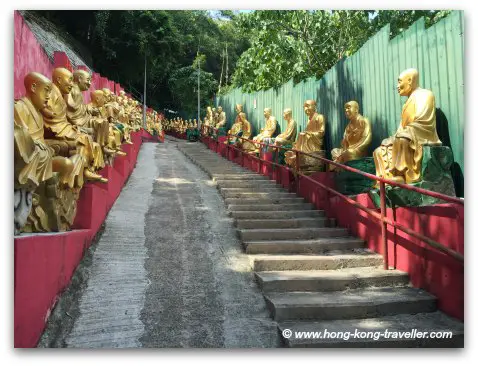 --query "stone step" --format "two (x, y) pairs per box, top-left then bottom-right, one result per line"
(236, 217), (328, 229)
(265, 286), (432, 321)
(223, 192), (297, 199)
(216, 180), (280, 189)
(220, 187), (286, 195)
(238, 227), (348, 241)
(252, 250), (383, 271)
(277, 312), (463, 347)
(211, 174), (268, 181)
(225, 197), (304, 206)
(256, 267), (409, 293)
(230, 210), (324, 220)
(228, 203), (315, 212)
